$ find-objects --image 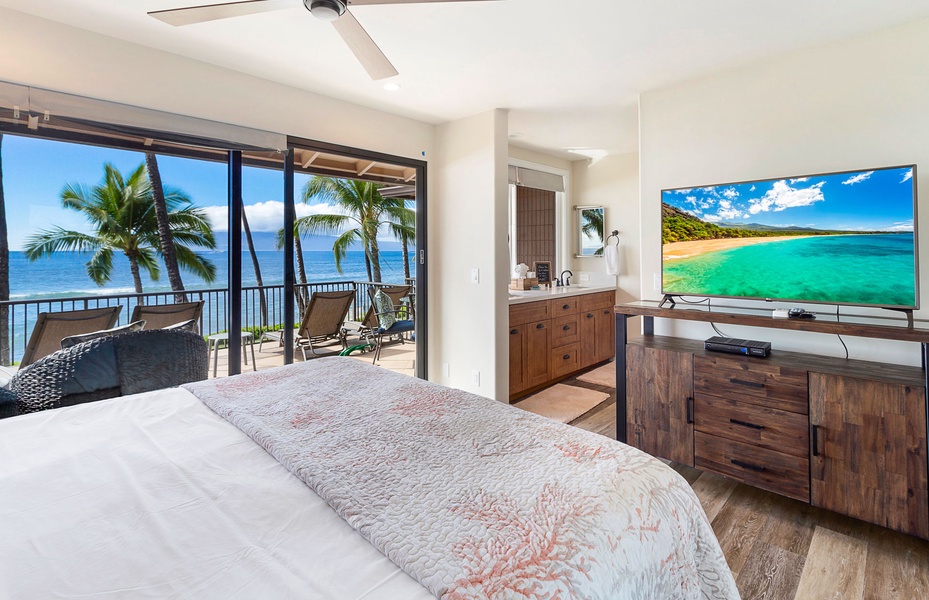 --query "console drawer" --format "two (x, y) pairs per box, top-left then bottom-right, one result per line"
(579, 291), (616, 311)
(694, 394), (809, 458)
(552, 314), (580, 347)
(695, 432), (810, 502)
(510, 301), (551, 326)
(694, 354), (808, 414)
(550, 298), (579, 317)
(552, 343), (580, 377)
